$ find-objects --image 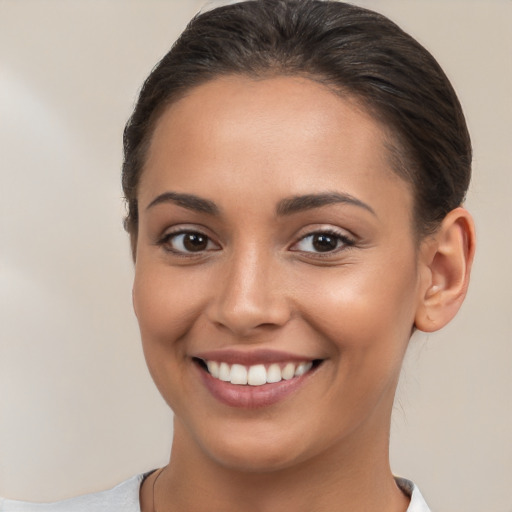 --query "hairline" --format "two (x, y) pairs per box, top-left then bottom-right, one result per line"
(127, 70), (429, 260)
